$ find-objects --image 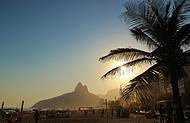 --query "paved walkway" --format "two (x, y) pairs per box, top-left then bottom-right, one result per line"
(114, 114), (159, 123)
(0, 114), (159, 123)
